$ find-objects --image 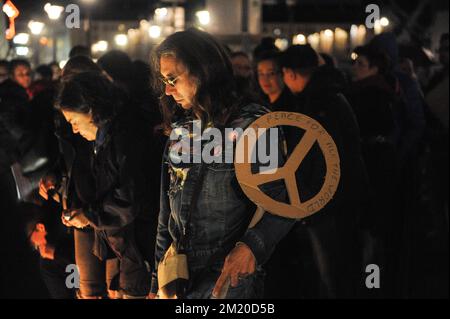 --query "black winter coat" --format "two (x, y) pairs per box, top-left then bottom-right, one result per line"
(269, 87), (296, 113)
(346, 74), (397, 142)
(0, 80), (32, 172)
(286, 66), (370, 223)
(85, 109), (162, 267)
